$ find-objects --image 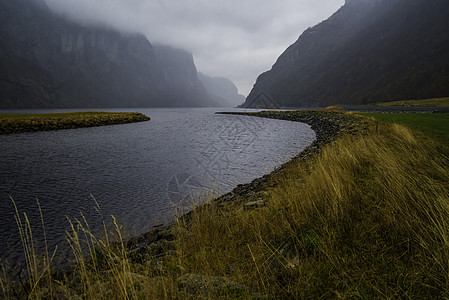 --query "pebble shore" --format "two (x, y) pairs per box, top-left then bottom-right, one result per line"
(212, 110), (368, 205)
(126, 110), (369, 297)
(129, 110), (368, 251)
